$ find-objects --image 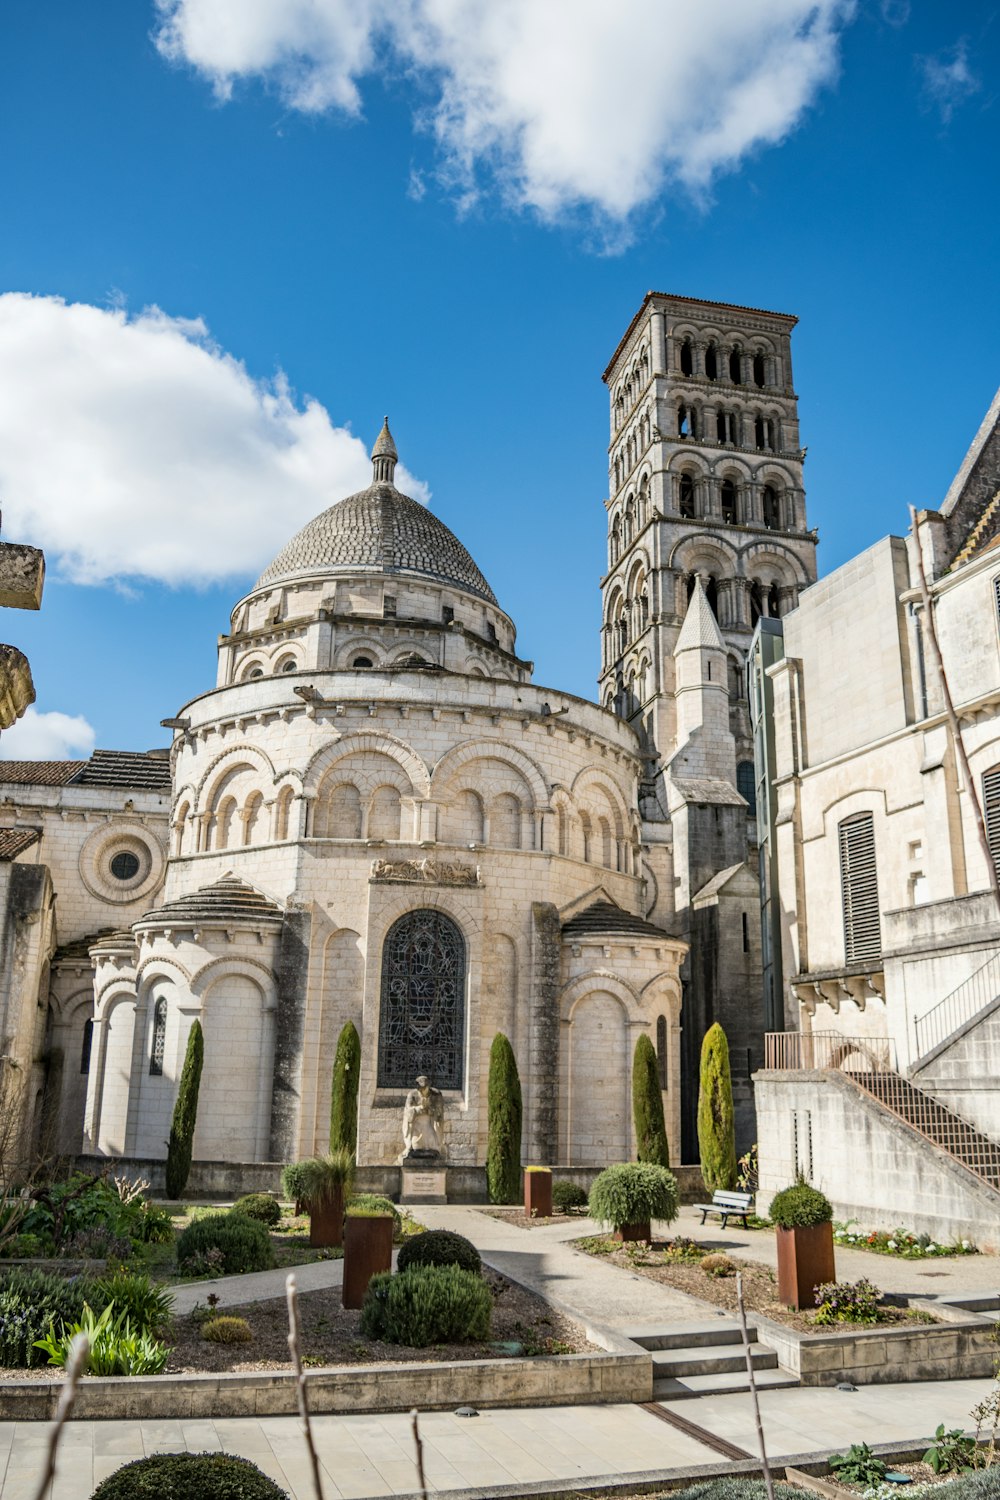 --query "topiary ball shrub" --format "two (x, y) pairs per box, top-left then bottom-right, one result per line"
(176, 1213), (276, 1277)
(202, 1315), (253, 1344)
(552, 1181), (589, 1213)
(90, 1451), (290, 1499)
(360, 1264), (491, 1347)
(769, 1181), (833, 1229)
(396, 1228), (481, 1277)
(231, 1193), (282, 1227)
(588, 1162), (678, 1233)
